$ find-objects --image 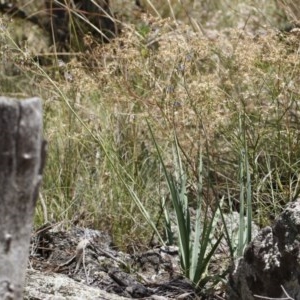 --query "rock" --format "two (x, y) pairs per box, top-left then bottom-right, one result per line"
(27, 224), (197, 299)
(0, 0), (117, 51)
(24, 269), (128, 300)
(228, 199), (300, 300)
